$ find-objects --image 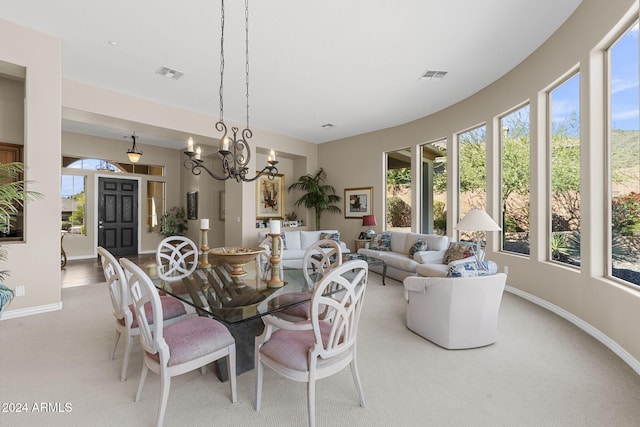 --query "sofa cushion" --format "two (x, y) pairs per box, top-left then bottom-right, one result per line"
(370, 233), (391, 251)
(299, 231), (320, 249)
(408, 239), (428, 258)
(442, 241), (477, 264)
(283, 231), (300, 250)
(357, 248), (383, 259)
(416, 263), (449, 277)
(319, 232), (340, 248)
(389, 232), (408, 253)
(423, 235), (449, 251)
(447, 257), (481, 277)
(413, 249), (447, 264)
